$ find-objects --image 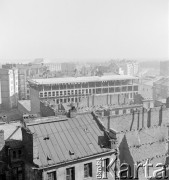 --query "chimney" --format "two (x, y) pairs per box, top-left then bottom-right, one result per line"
(159, 105), (163, 126)
(142, 108), (144, 128)
(107, 116), (110, 131)
(0, 130), (5, 151)
(68, 106), (77, 118)
(137, 110), (140, 130)
(147, 108), (151, 128)
(167, 124), (169, 156)
(21, 114), (29, 128)
(166, 97), (169, 108)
